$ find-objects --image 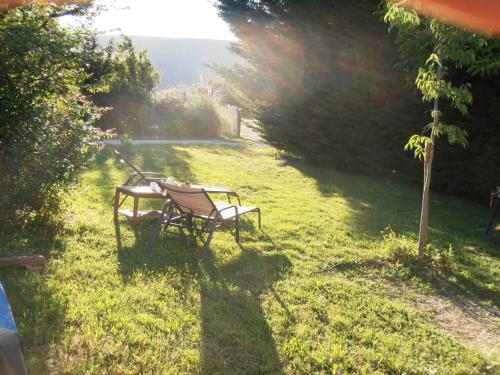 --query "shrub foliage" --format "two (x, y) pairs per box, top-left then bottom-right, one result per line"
(0, 5), (102, 228)
(92, 38), (233, 139)
(93, 36), (160, 137)
(135, 86), (233, 139)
